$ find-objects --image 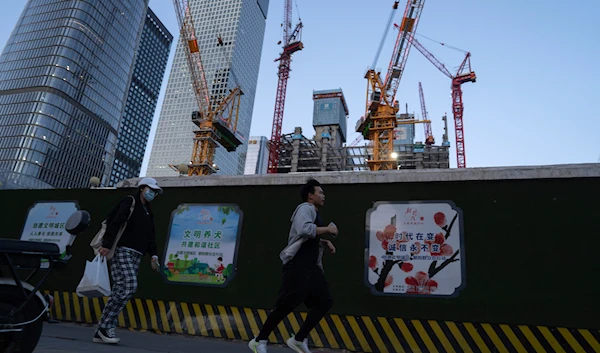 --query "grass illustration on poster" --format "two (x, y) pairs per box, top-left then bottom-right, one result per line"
(161, 204), (243, 287)
(365, 201), (465, 298)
